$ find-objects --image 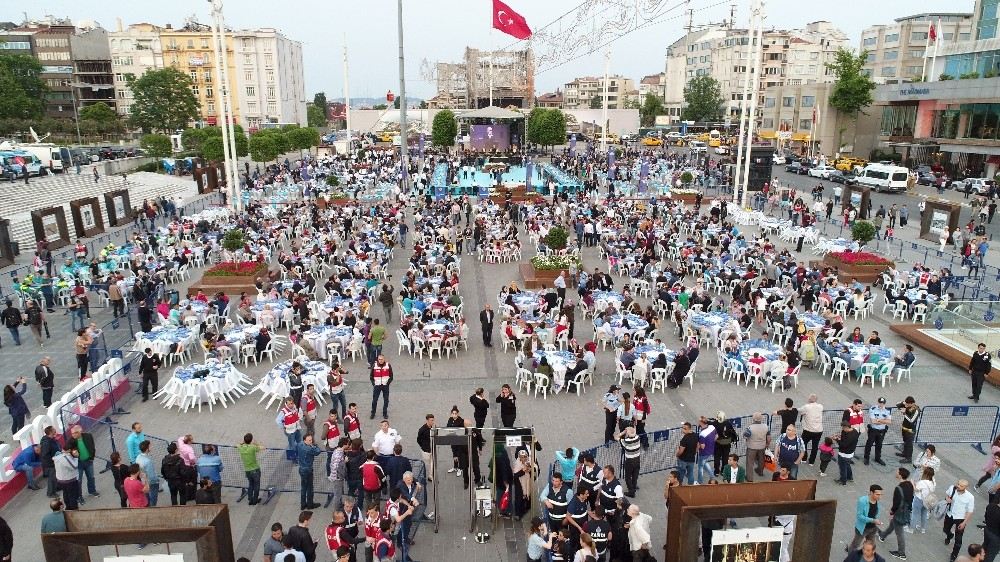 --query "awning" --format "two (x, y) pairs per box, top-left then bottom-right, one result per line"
(792, 132), (812, 142)
(758, 130), (777, 139)
(988, 156), (1000, 165)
